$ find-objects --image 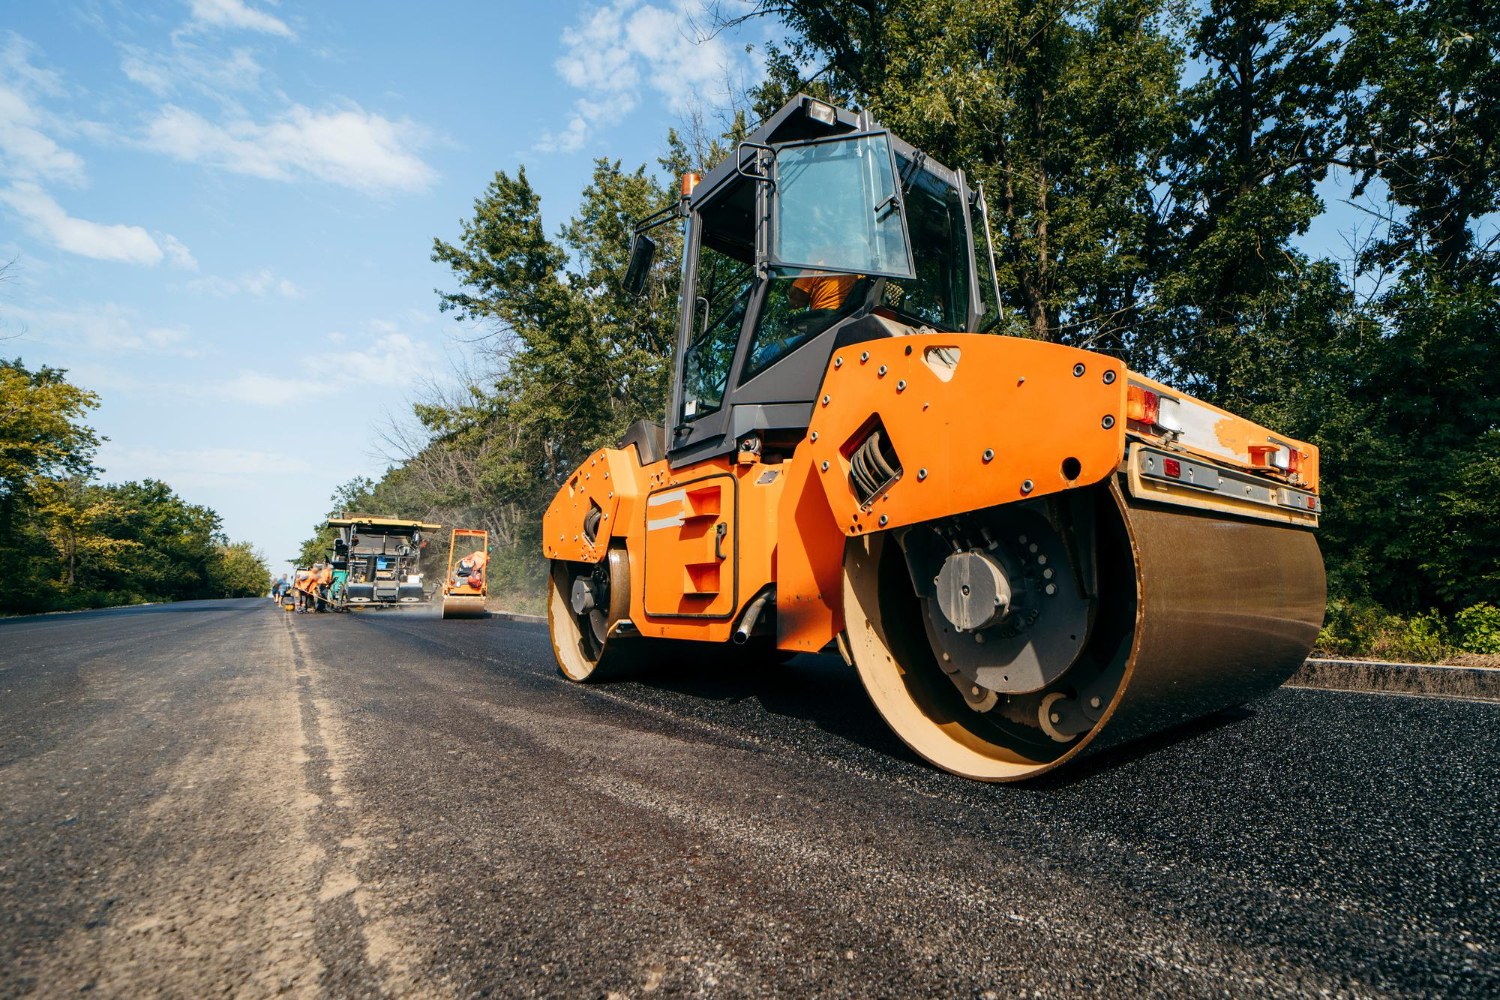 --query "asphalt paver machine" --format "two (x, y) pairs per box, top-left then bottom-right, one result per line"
(542, 96), (1326, 781)
(440, 528), (490, 619)
(328, 515), (441, 608)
